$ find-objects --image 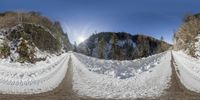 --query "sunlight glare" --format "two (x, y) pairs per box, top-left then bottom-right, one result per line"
(77, 36), (86, 44)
